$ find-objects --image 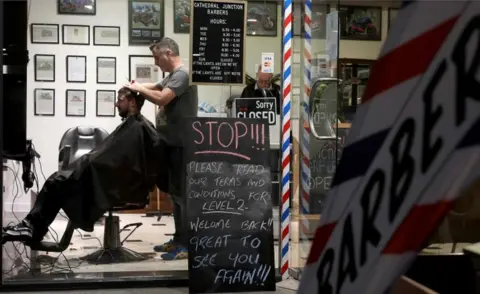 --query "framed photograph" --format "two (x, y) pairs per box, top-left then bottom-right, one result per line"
(62, 25), (90, 45)
(93, 26), (120, 46)
(246, 1), (277, 37)
(34, 54), (55, 82)
(96, 90), (116, 117)
(58, 0), (96, 15)
(293, 4), (330, 38)
(34, 88), (55, 116)
(173, 0), (190, 34)
(66, 55), (87, 83)
(96, 57), (116, 84)
(338, 6), (382, 41)
(66, 89), (86, 117)
(128, 55), (163, 83)
(128, 0), (164, 45)
(30, 24), (59, 44)
(388, 8), (398, 30)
